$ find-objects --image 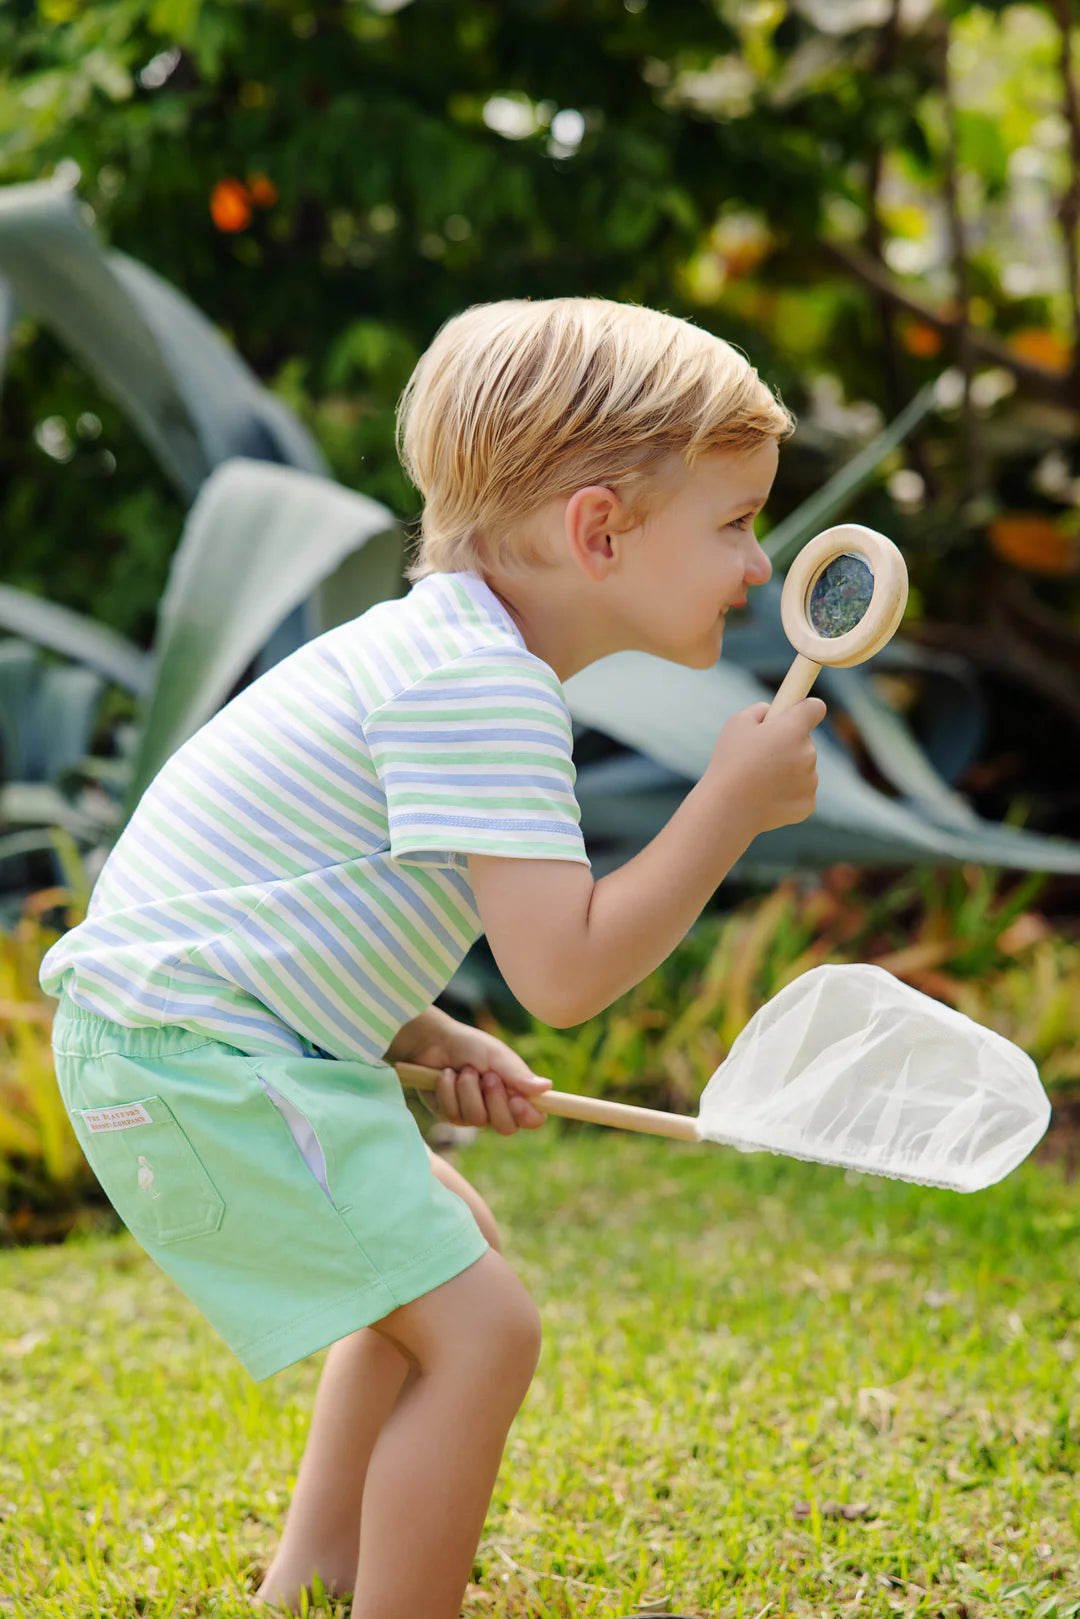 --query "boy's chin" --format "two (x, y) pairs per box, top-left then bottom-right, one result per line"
(682, 627), (724, 669)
